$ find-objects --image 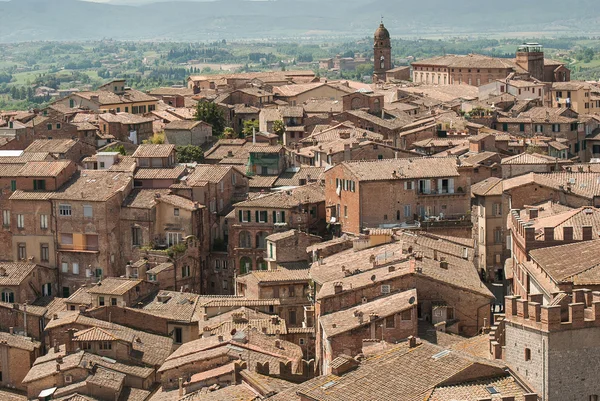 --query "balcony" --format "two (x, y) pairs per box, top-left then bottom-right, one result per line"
(417, 189), (466, 197)
(58, 244), (99, 253)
